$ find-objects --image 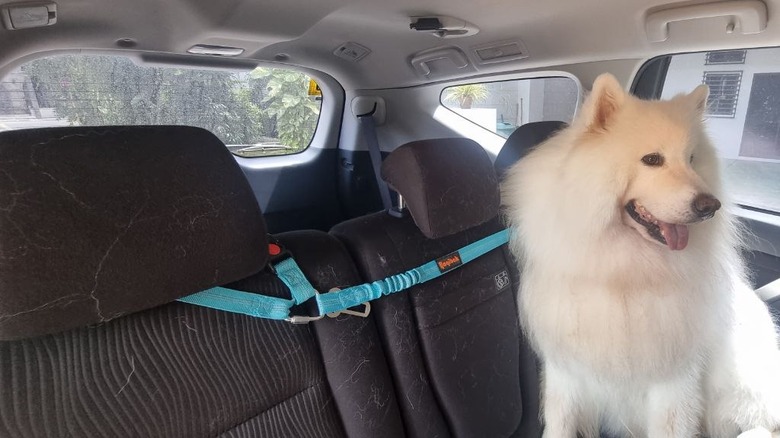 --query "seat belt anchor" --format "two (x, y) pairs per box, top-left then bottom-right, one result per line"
(267, 236), (293, 275)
